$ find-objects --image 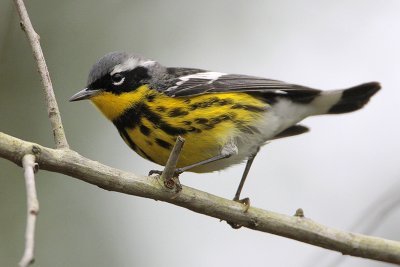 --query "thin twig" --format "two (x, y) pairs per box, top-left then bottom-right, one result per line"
(1, 132), (400, 265)
(160, 136), (185, 190)
(306, 181), (400, 267)
(13, 0), (69, 149)
(0, 2), (15, 63)
(19, 154), (39, 267)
